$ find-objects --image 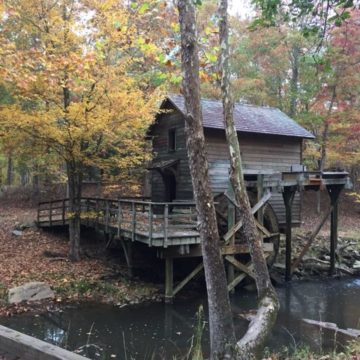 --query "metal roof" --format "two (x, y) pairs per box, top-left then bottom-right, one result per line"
(166, 95), (315, 139)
